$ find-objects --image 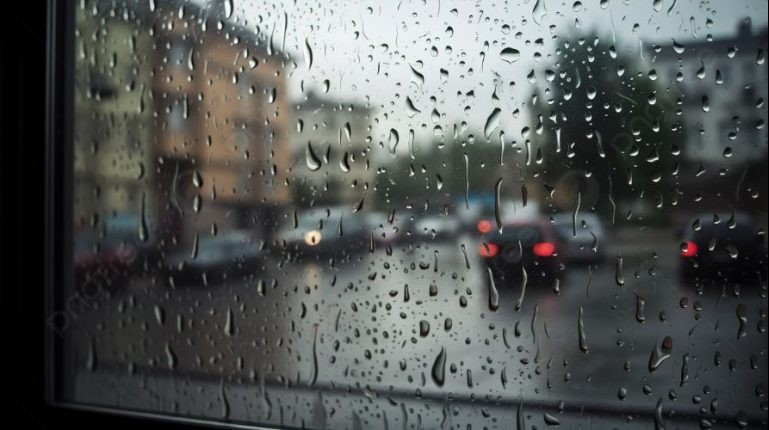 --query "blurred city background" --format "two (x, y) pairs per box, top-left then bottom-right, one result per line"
(61, 0), (768, 428)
